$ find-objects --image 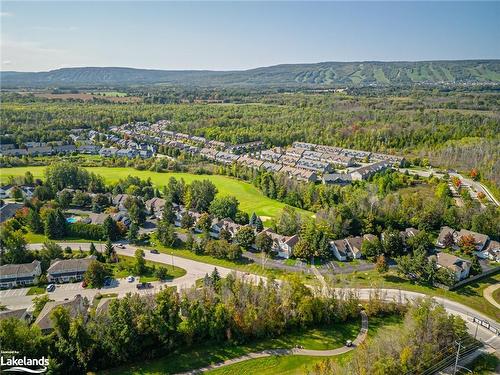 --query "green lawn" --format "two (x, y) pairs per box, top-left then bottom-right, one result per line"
(111, 255), (186, 281)
(150, 238), (318, 286)
(206, 314), (403, 375)
(0, 166), (312, 218)
(330, 269), (500, 321)
(24, 231), (101, 244)
(207, 354), (348, 375)
(103, 318), (362, 375)
(26, 285), (46, 295)
(492, 286), (500, 305)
